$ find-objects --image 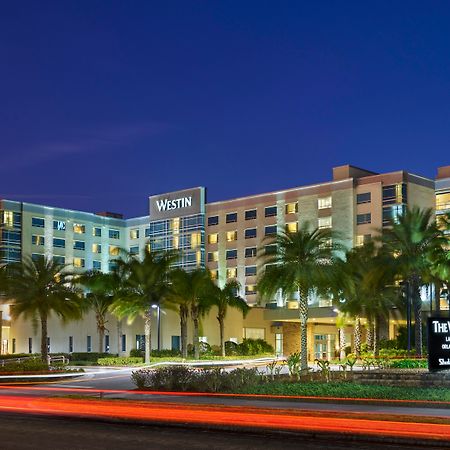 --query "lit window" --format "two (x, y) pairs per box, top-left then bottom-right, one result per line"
(32, 217), (45, 228)
(210, 269), (218, 280)
(245, 247), (257, 258)
(356, 213), (371, 225)
(318, 196), (332, 209)
(109, 229), (120, 239)
(208, 216), (219, 226)
(73, 223), (85, 234)
(245, 266), (257, 276)
(226, 249), (237, 260)
(73, 240), (85, 251)
(245, 285), (257, 295)
(226, 267), (237, 279)
(92, 243), (102, 254)
(109, 245), (120, 256)
(244, 228), (257, 239)
(226, 212), (237, 223)
(226, 230), (237, 242)
(191, 232), (202, 249)
(93, 227), (102, 237)
(285, 202), (298, 214)
(436, 193), (450, 211)
(285, 222), (298, 233)
(130, 229), (139, 239)
(355, 234), (371, 247)
(53, 238), (65, 248)
(73, 257), (85, 268)
(318, 216), (332, 229)
(245, 209), (257, 220)
(93, 260), (102, 271)
(208, 233), (218, 244)
(32, 235), (44, 246)
(207, 251), (218, 262)
(3, 211), (13, 227)
(265, 206), (277, 217)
